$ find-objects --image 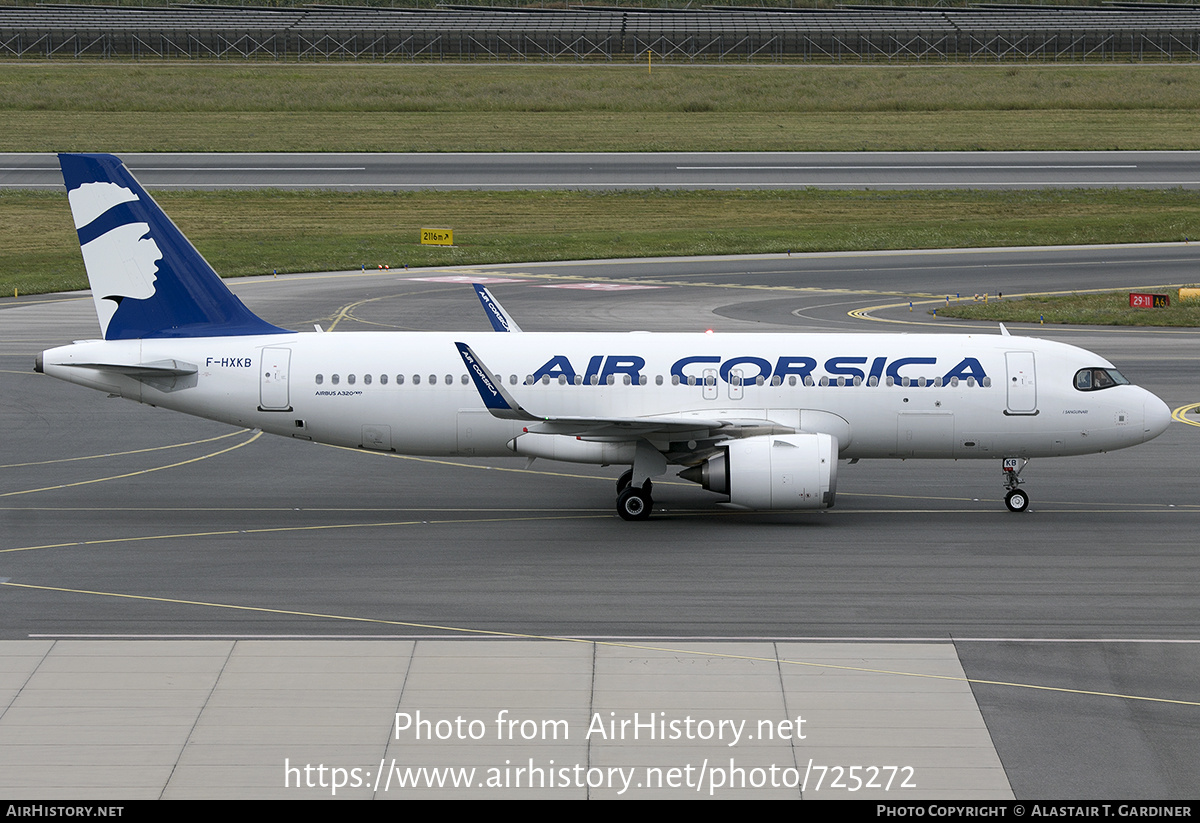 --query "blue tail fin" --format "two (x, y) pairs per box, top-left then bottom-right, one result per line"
(59, 153), (290, 340)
